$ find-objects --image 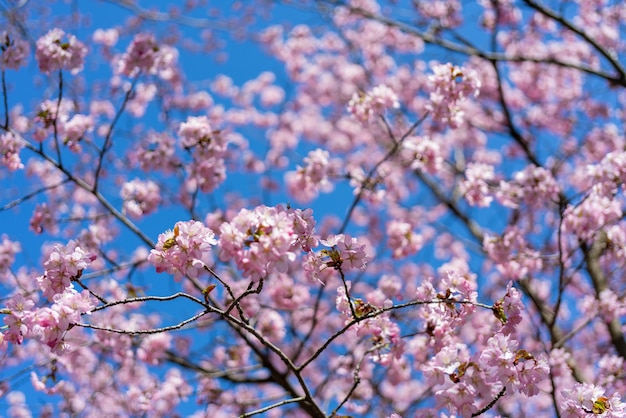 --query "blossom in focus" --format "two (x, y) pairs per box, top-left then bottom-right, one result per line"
(149, 220), (217, 280)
